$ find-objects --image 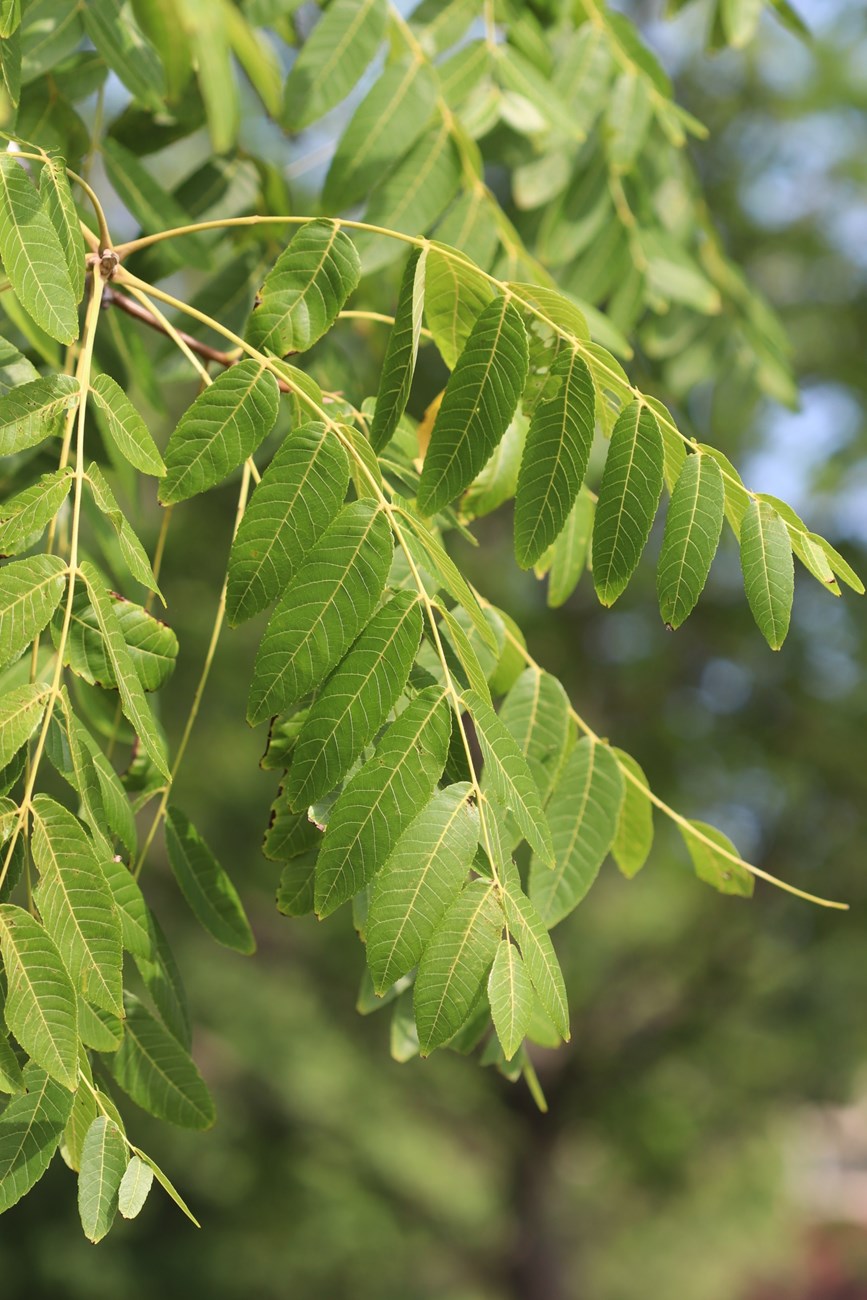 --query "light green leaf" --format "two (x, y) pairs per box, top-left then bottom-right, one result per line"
(89, 372), (165, 477)
(38, 156), (84, 303)
(606, 69), (652, 171)
(227, 422), (349, 626)
(720, 0), (763, 47)
(462, 413), (526, 521)
(58, 584), (178, 693)
(437, 605), (493, 704)
(0, 467), (73, 556)
(0, 374), (79, 456)
(283, 0), (387, 129)
(515, 348), (595, 568)
(99, 853), (151, 960)
(44, 688), (113, 860)
(0, 904), (78, 1088)
(0, 0), (20, 38)
(85, 462), (161, 596)
(0, 1063), (74, 1212)
(367, 782), (478, 993)
(0, 155), (78, 344)
(529, 737), (625, 927)
(414, 879), (502, 1055)
(0, 553), (66, 671)
(82, 0), (165, 109)
(117, 1153), (153, 1220)
(131, 1145), (200, 1226)
(79, 562), (169, 778)
(500, 862), (569, 1040)
(417, 296), (529, 515)
(324, 58), (437, 210)
(424, 241), (495, 370)
(165, 806), (255, 955)
(314, 688), (451, 918)
(815, 535), (864, 595)
(696, 443), (751, 537)
(78, 1000), (123, 1053)
(0, 1022), (24, 1094)
(180, 0), (239, 153)
(463, 688), (554, 866)
(610, 748), (653, 879)
(680, 819), (754, 897)
(287, 591), (423, 810)
(356, 125), (461, 273)
(246, 220), (361, 357)
(0, 683), (48, 770)
(547, 487), (594, 608)
(370, 247), (427, 453)
(31, 794), (124, 1017)
(0, 25), (20, 106)
(488, 939), (533, 1061)
(592, 401), (664, 606)
(109, 993), (215, 1130)
(740, 498), (794, 650)
(160, 360), (280, 504)
(248, 502), (393, 725)
(77, 1115), (128, 1243)
(497, 667), (571, 807)
(397, 508), (498, 653)
(657, 452), (725, 629)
